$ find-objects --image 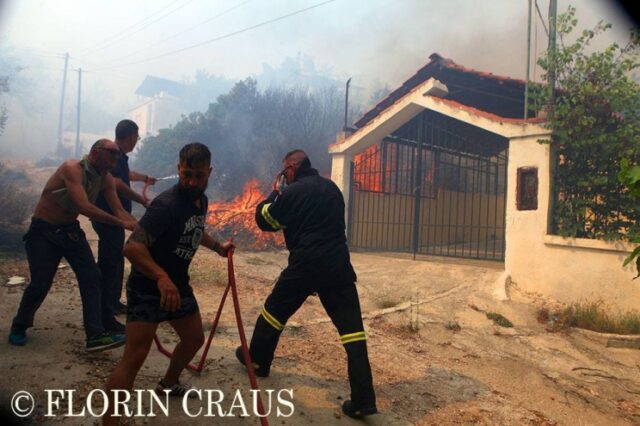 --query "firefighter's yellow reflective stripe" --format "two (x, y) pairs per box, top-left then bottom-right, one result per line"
(340, 331), (366, 345)
(261, 204), (282, 230)
(261, 307), (284, 331)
